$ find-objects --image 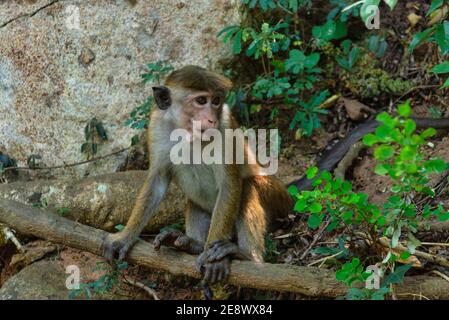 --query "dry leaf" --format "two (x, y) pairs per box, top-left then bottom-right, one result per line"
(407, 13), (421, 28)
(342, 98), (370, 121)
